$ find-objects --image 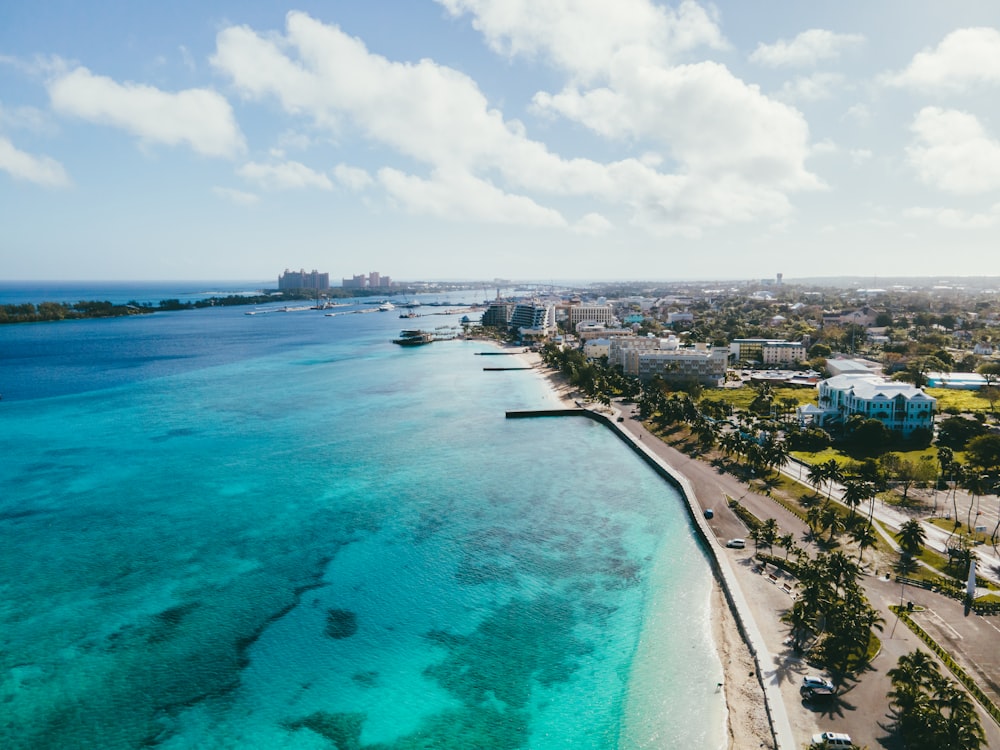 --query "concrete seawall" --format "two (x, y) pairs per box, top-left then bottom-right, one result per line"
(505, 407), (794, 750)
